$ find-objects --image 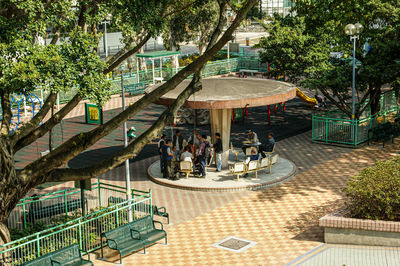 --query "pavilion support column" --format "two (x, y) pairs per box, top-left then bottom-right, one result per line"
(210, 108), (232, 168)
(151, 58), (155, 84)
